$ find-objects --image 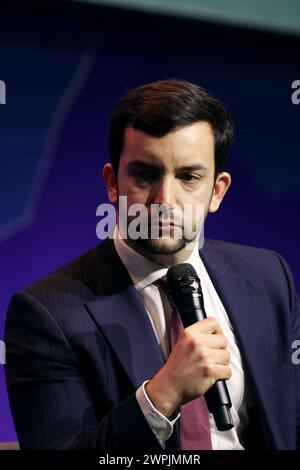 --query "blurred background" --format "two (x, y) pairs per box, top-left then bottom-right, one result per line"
(0, 0), (299, 443)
